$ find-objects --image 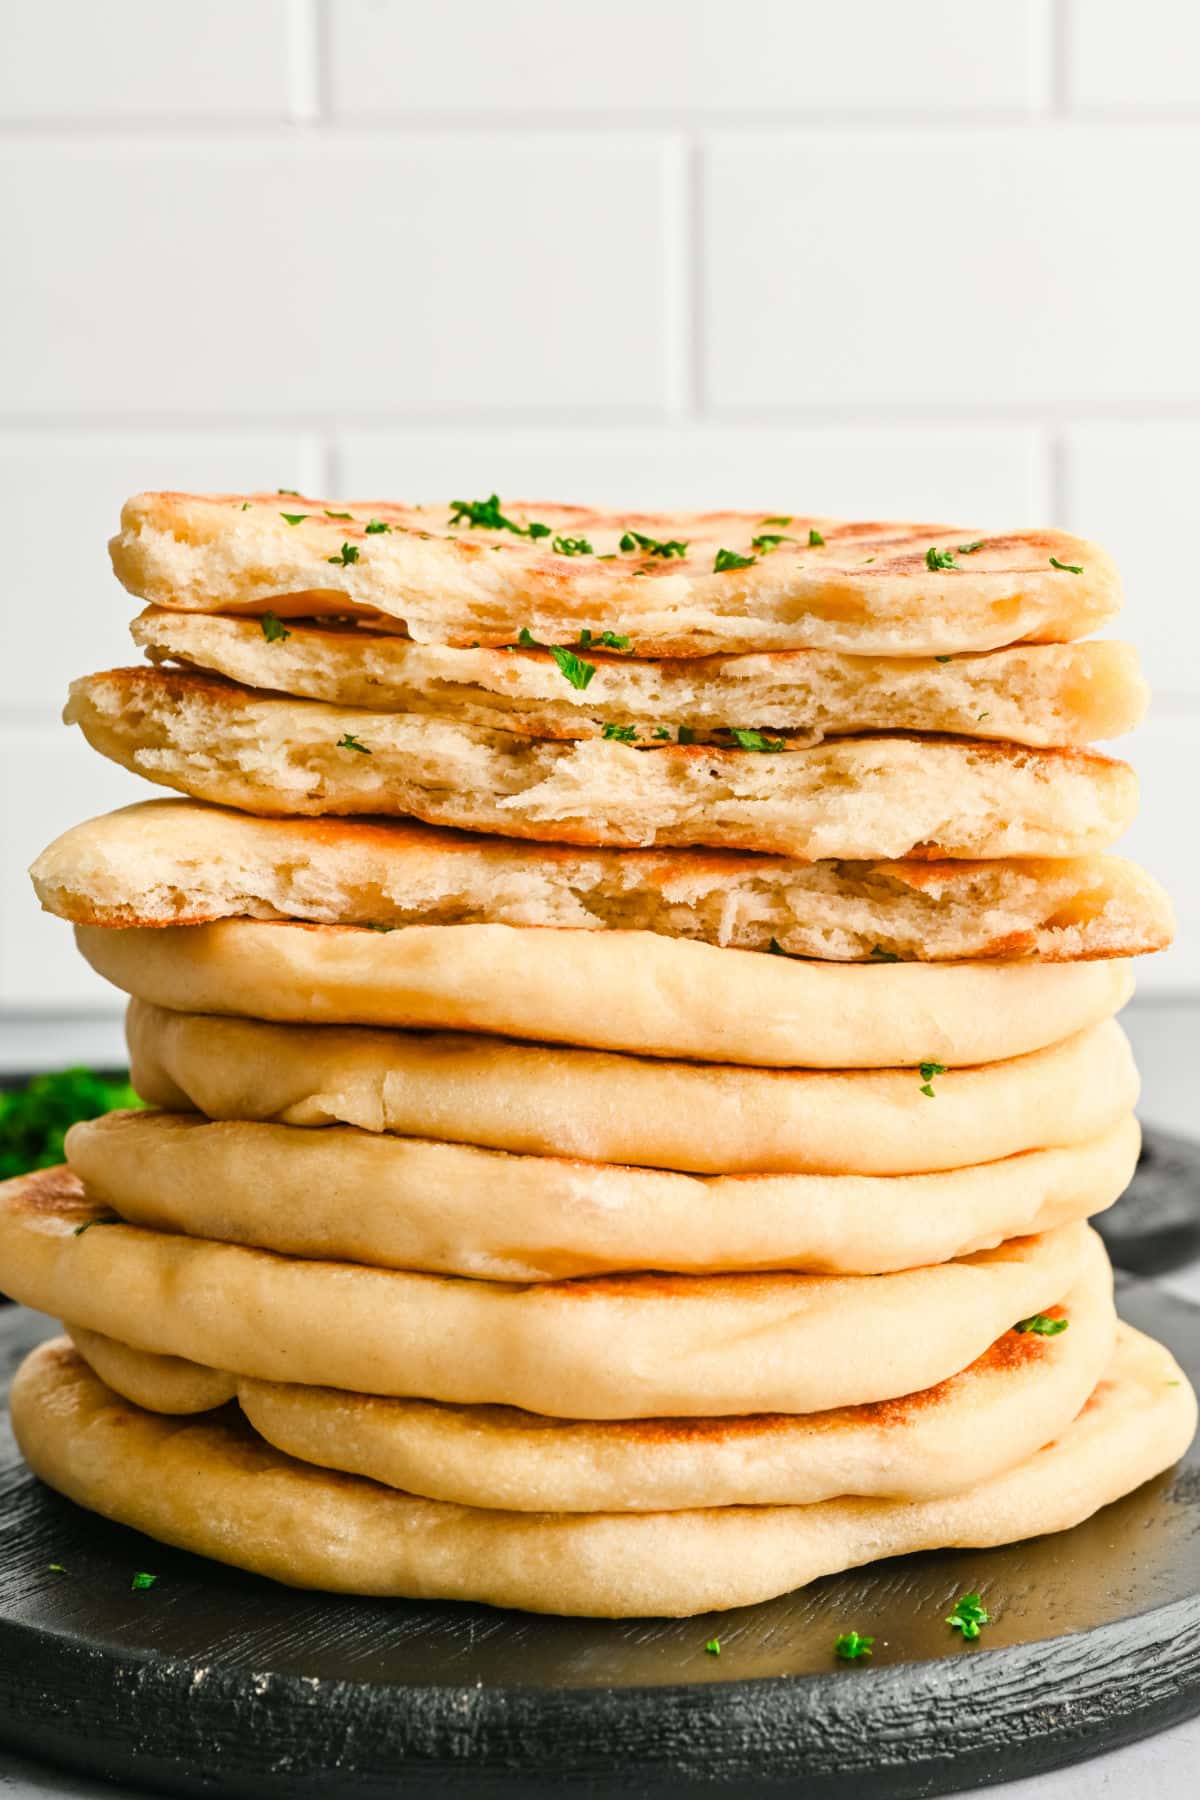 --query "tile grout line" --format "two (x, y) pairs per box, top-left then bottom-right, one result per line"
(687, 136), (707, 422)
(1046, 427), (1068, 529)
(8, 112), (1200, 140)
(9, 407), (1200, 430)
(1049, 0), (1072, 117)
(660, 131), (697, 424)
(286, 0), (323, 125)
